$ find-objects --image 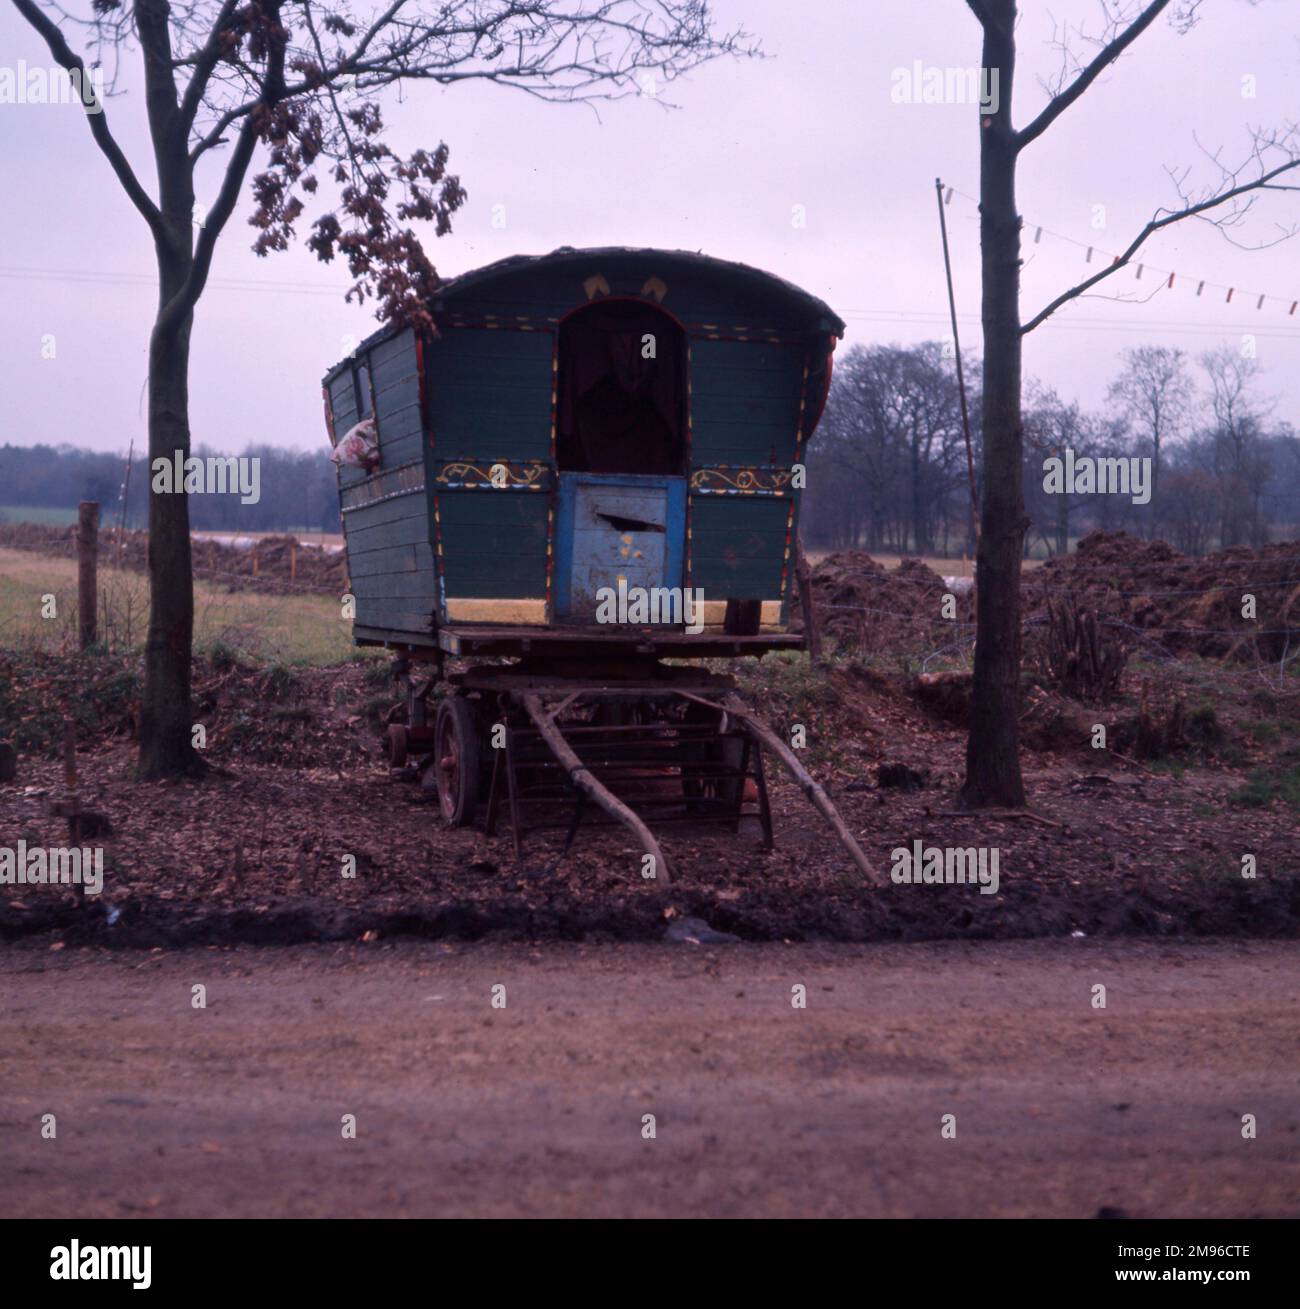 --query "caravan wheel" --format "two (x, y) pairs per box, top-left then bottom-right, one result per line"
(432, 696), (482, 826)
